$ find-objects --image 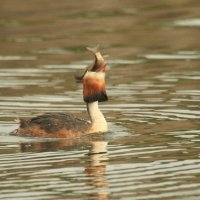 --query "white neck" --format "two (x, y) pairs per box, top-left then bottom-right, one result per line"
(87, 101), (107, 133)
